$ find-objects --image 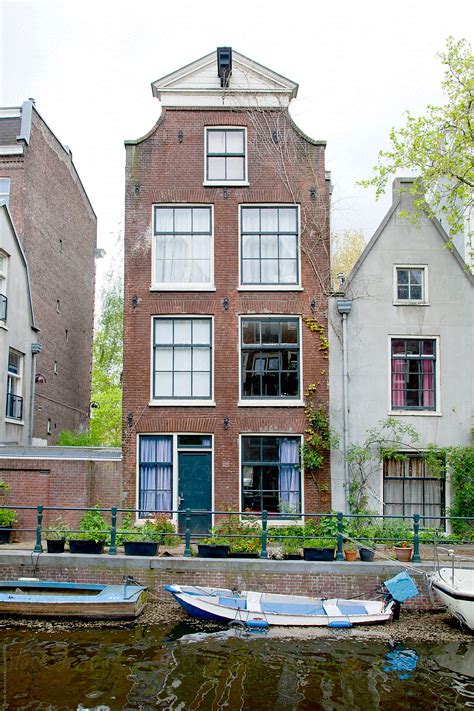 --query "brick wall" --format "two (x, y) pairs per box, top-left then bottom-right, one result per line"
(123, 108), (331, 514)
